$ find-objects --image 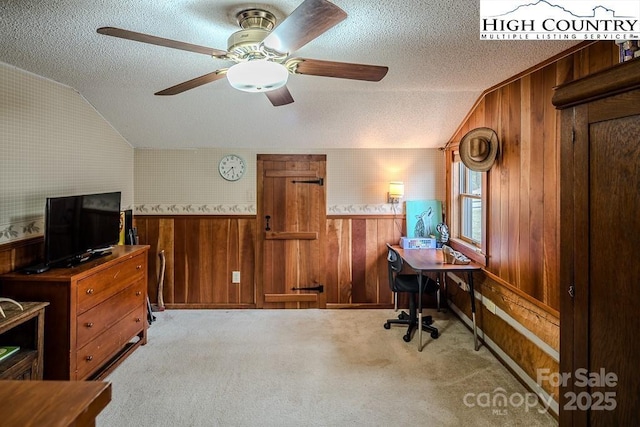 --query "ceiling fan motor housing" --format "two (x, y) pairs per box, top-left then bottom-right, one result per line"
(228, 9), (285, 61)
(227, 28), (270, 59)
